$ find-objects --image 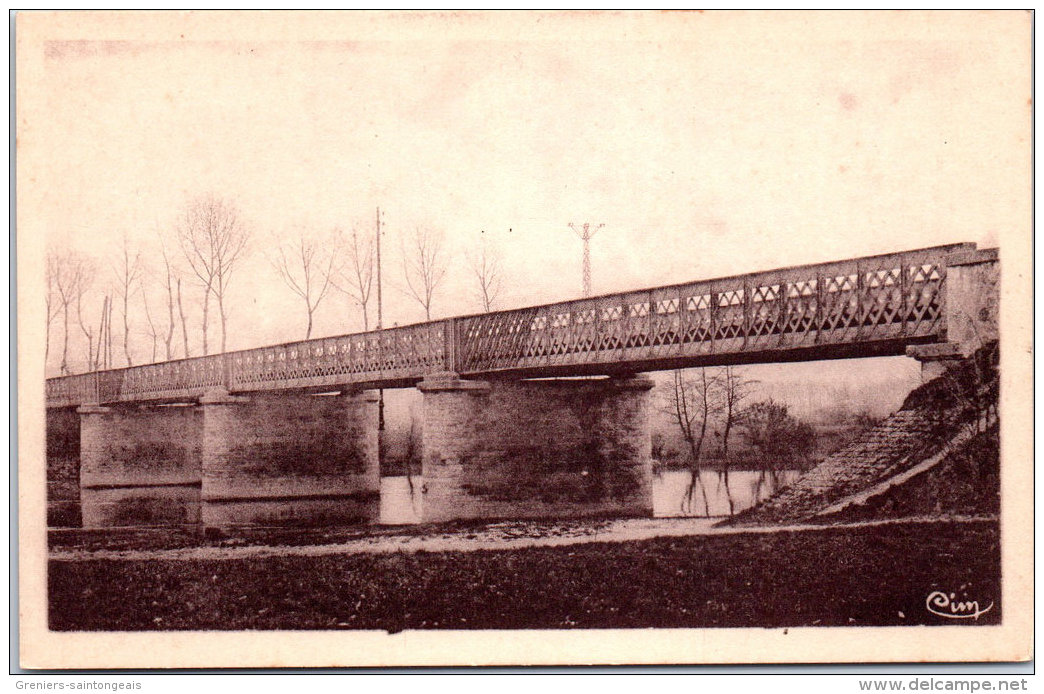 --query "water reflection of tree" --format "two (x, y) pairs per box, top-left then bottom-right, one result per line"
(751, 468), (783, 505)
(714, 469), (734, 517)
(680, 470), (709, 517)
(402, 408), (423, 499)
